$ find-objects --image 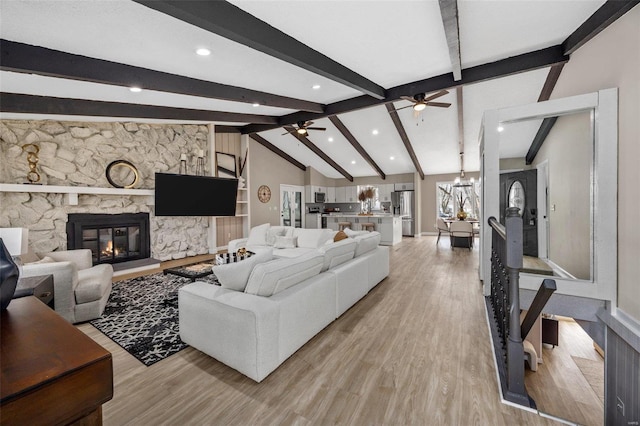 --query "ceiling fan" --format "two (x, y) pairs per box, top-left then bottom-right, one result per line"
(390, 89), (451, 113)
(282, 121), (326, 136)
